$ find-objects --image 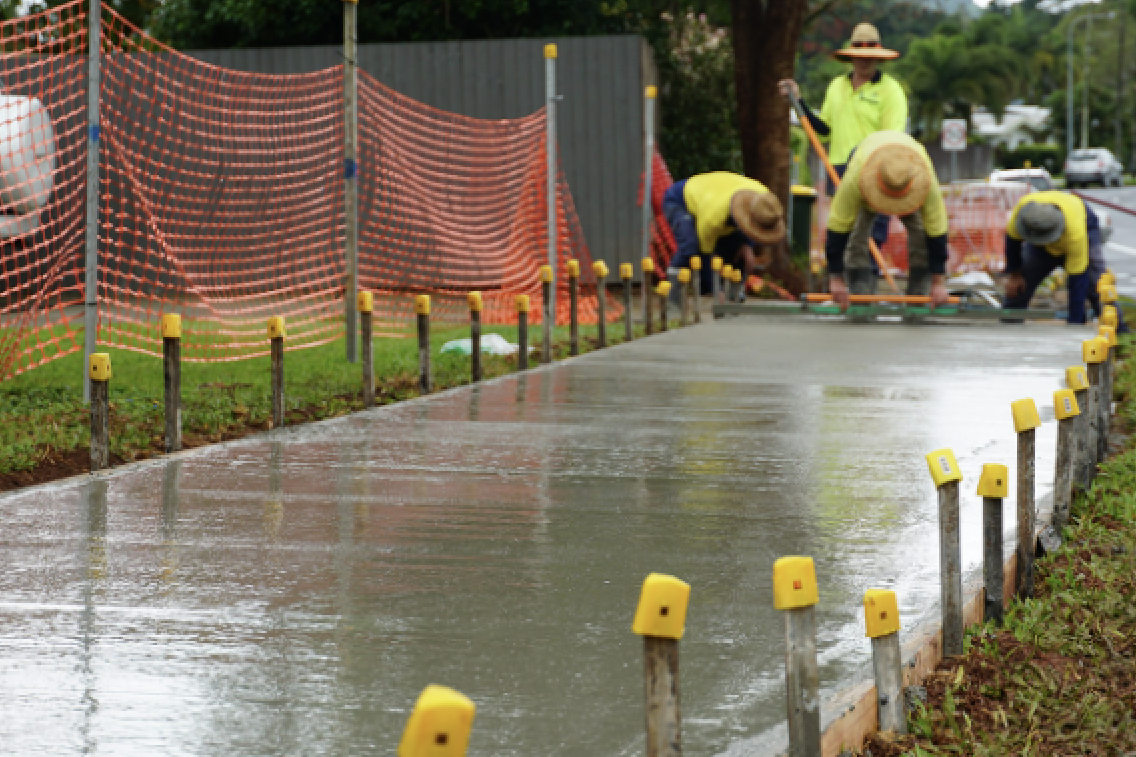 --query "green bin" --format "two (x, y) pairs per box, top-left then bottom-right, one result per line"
(789, 185), (817, 264)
